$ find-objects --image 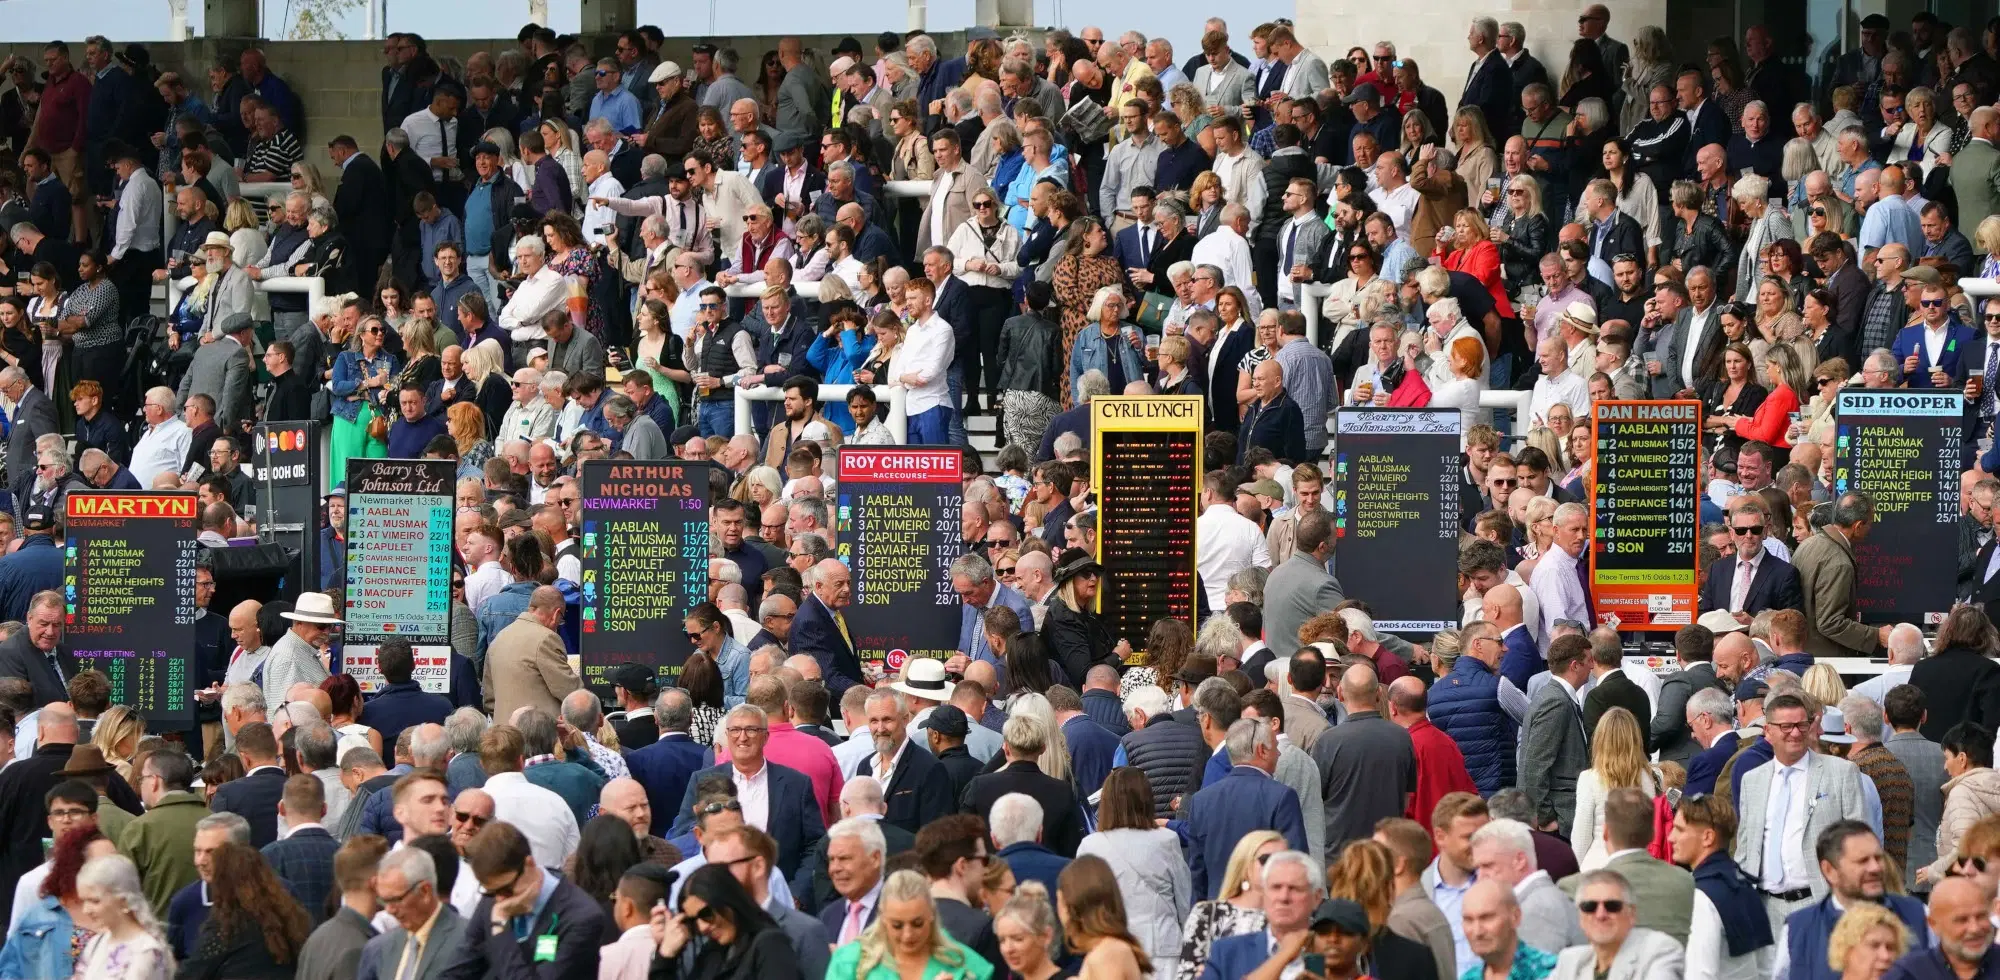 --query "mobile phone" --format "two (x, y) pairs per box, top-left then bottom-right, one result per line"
(1303, 954), (1325, 976)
